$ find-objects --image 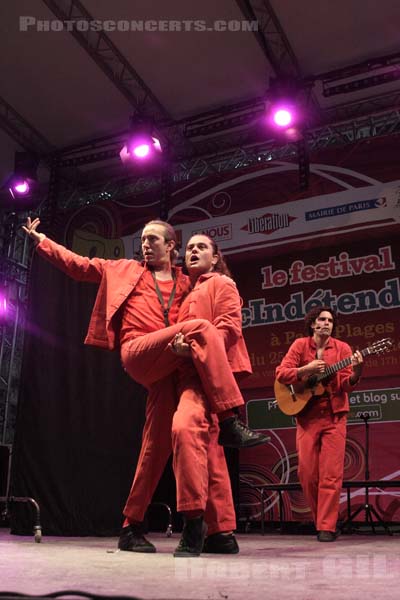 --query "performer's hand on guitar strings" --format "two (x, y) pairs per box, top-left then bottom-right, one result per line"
(350, 349), (364, 379)
(297, 359), (326, 379)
